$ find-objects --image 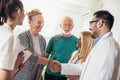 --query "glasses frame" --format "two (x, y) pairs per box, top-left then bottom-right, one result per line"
(89, 20), (99, 25)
